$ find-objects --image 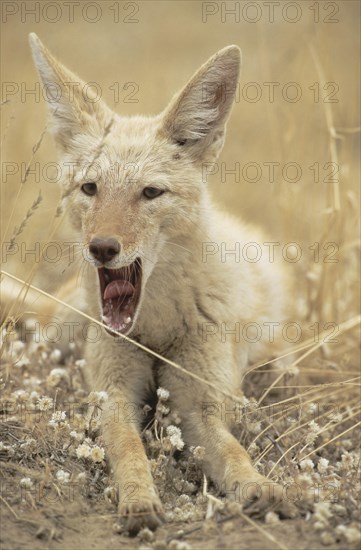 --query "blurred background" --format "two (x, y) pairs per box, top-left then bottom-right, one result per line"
(1, 0), (360, 326)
